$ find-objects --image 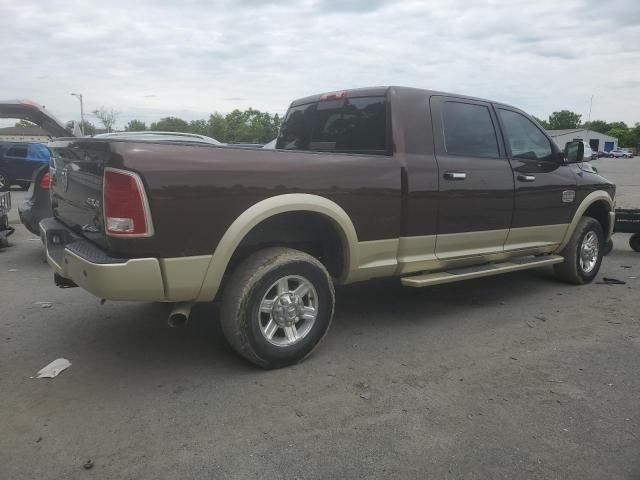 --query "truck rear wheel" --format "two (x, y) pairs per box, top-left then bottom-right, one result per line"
(554, 216), (604, 284)
(630, 233), (640, 253)
(221, 247), (335, 369)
